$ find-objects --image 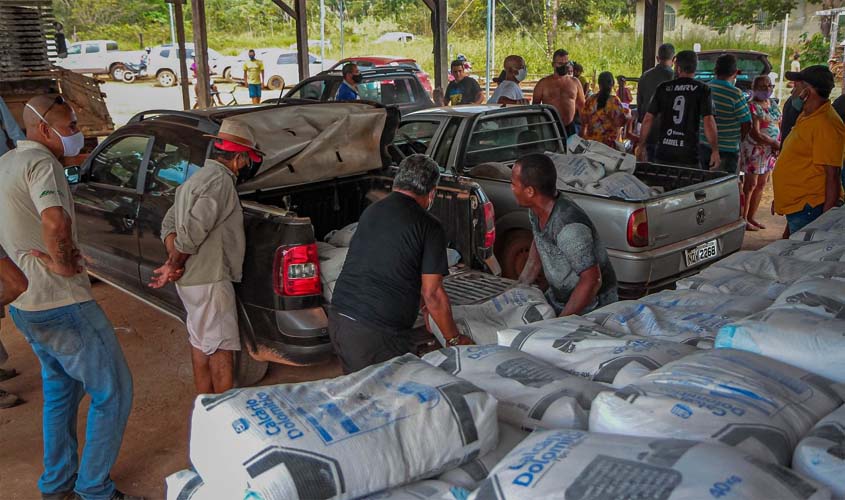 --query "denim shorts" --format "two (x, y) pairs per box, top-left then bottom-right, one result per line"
(786, 203), (824, 235)
(248, 83), (262, 98)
